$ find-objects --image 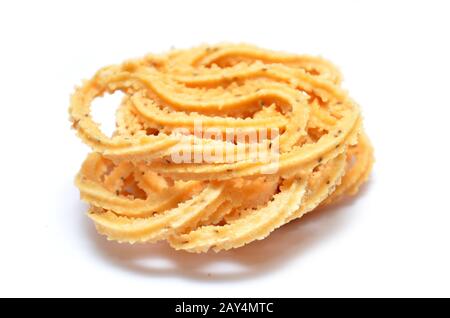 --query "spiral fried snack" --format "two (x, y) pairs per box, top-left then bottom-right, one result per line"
(69, 44), (373, 252)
